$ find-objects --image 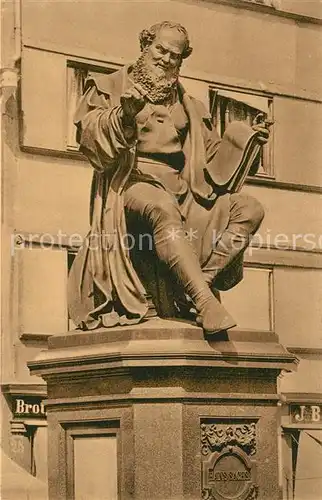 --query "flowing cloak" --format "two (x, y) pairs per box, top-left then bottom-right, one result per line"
(68, 66), (248, 330)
